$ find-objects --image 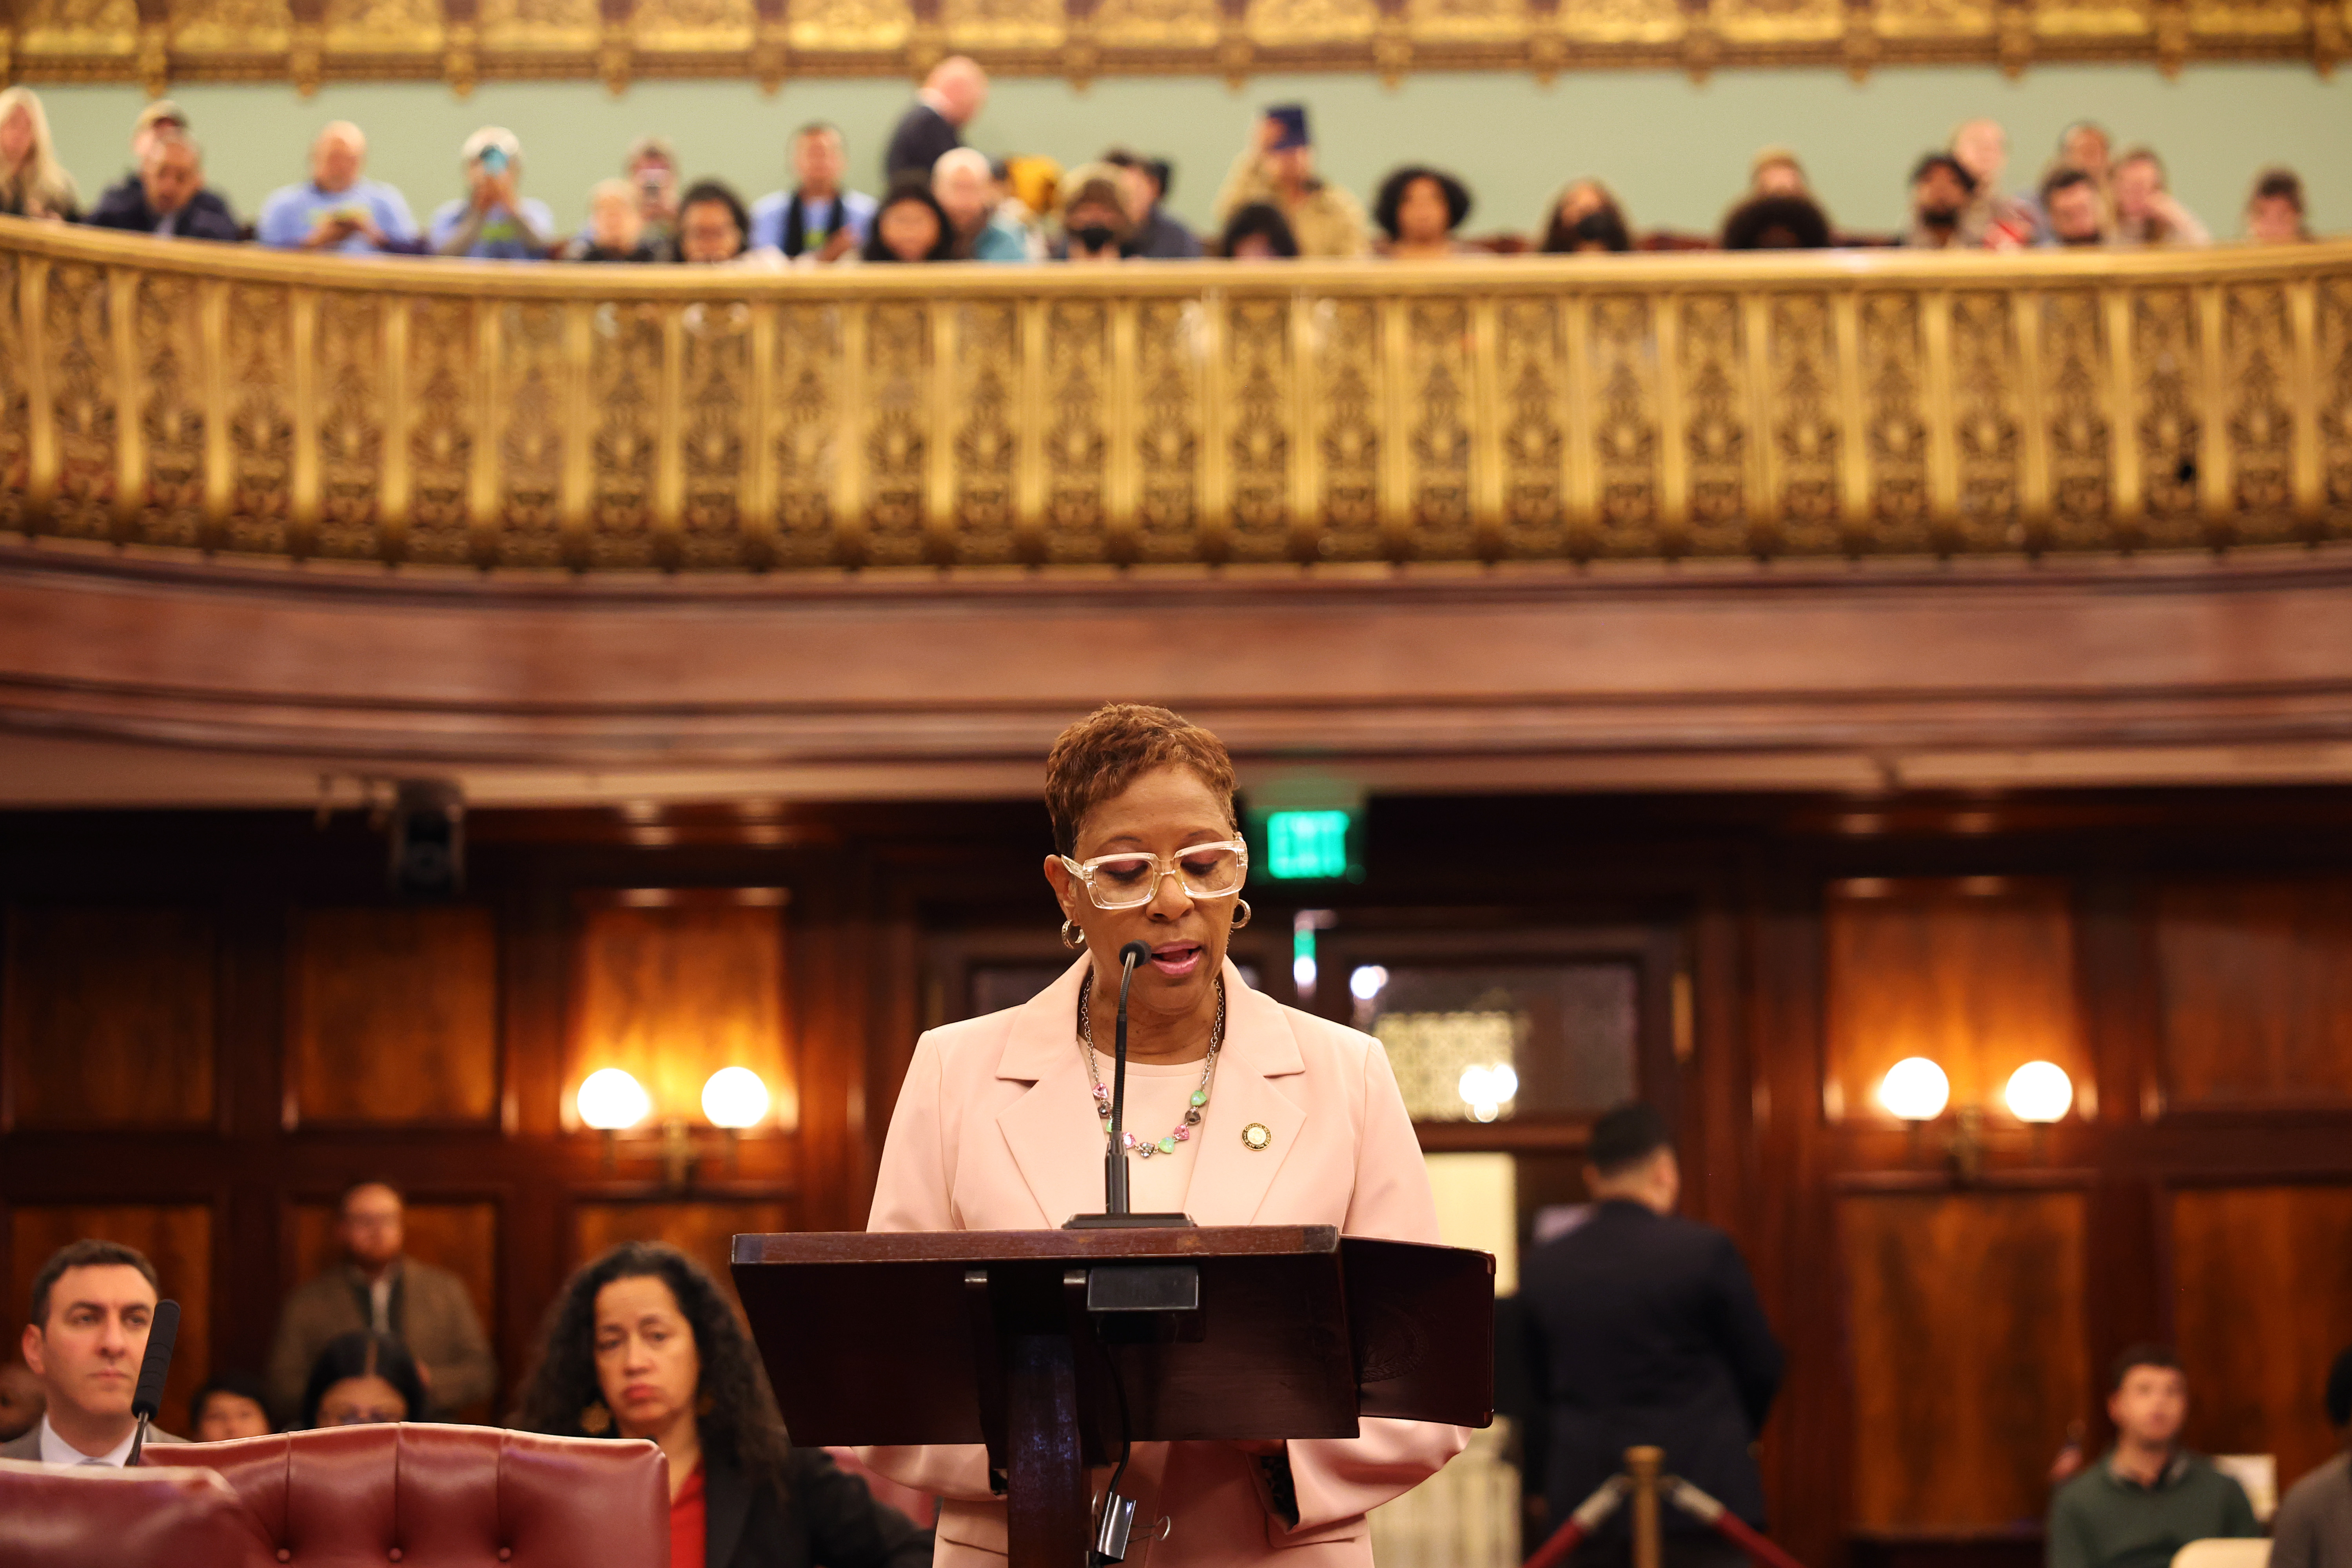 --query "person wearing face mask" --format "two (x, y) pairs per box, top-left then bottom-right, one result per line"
(858, 702), (1469, 1568)
(516, 1242), (931, 1568)
(1051, 172), (1134, 262)
(1904, 152), (1978, 249)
